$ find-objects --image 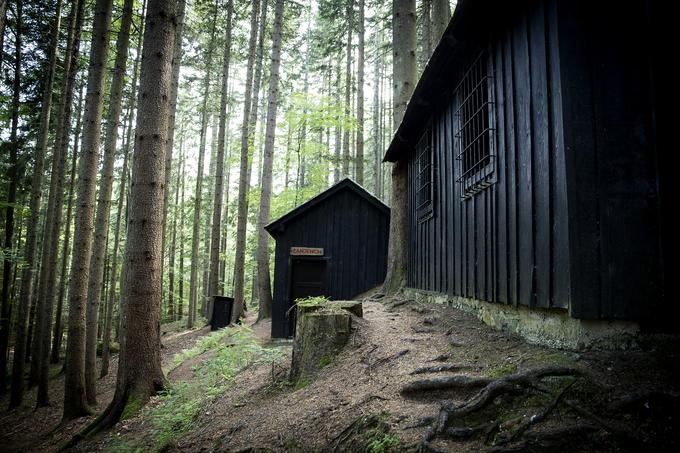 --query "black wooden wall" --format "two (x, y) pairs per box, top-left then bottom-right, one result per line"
(269, 184), (390, 338)
(405, 0), (664, 322)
